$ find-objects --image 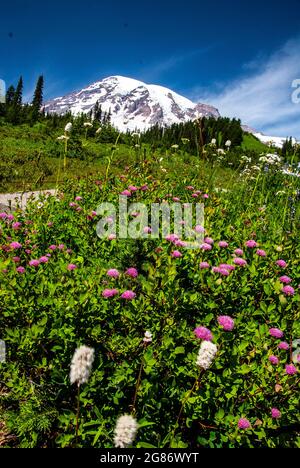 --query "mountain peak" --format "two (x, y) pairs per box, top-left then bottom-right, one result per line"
(44, 75), (220, 131)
